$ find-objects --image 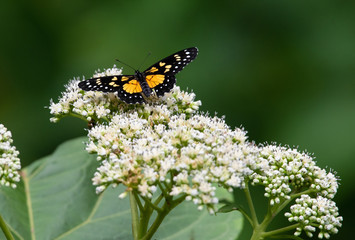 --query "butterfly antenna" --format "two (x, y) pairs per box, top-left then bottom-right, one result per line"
(137, 52), (151, 70)
(115, 58), (137, 71)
